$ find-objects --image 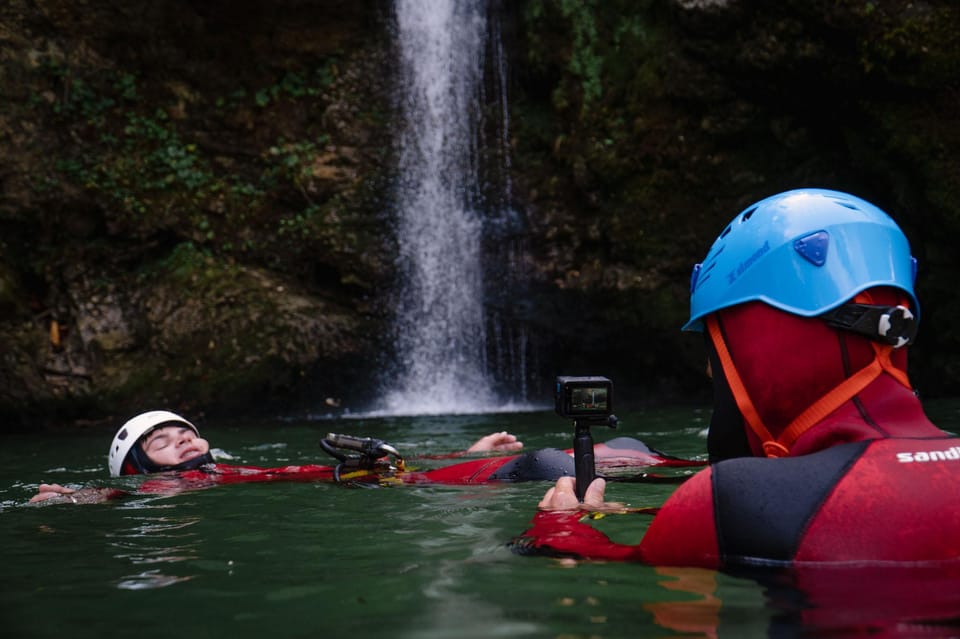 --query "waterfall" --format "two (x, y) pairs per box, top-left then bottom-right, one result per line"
(378, 0), (532, 415)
